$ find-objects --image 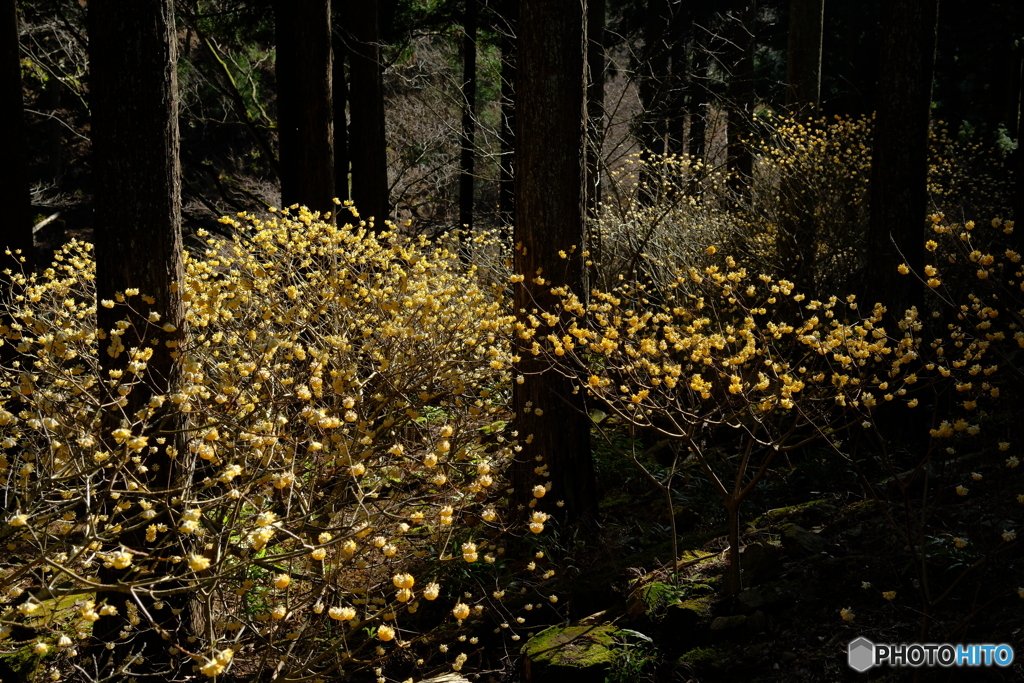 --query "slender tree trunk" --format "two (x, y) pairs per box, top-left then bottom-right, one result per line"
(726, 0), (756, 200)
(88, 0), (188, 675)
(347, 0), (390, 225)
(866, 0), (939, 317)
(499, 0), (517, 229)
(513, 0), (596, 523)
(1, 0), (32, 269)
(785, 0), (824, 112)
(459, 0), (478, 231)
(275, 0), (334, 216)
(333, 2), (350, 203)
(585, 0), (606, 219)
